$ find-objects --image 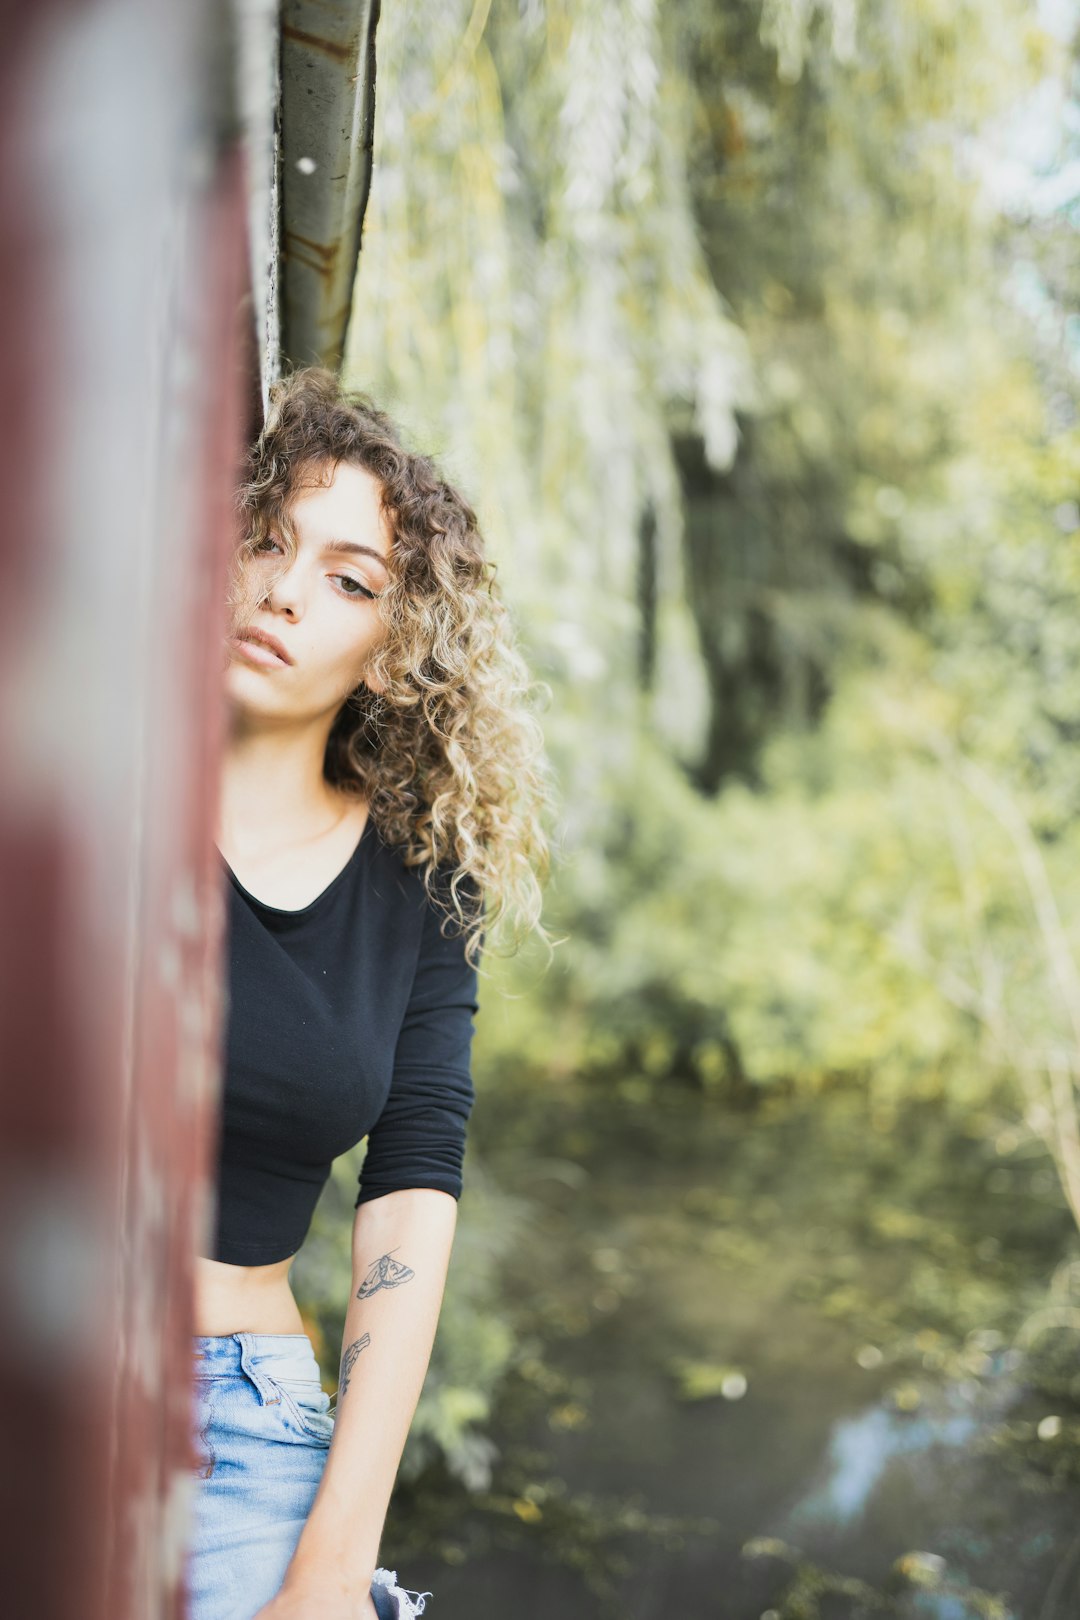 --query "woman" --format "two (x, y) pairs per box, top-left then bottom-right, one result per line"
(186, 366), (551, 1620)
